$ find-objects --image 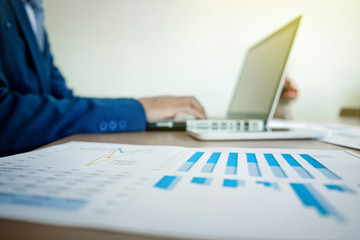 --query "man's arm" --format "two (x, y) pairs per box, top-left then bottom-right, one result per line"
(0, 57), (146, 156)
